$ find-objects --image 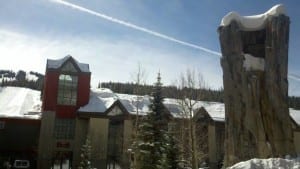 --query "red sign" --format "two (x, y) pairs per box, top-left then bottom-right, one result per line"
(56, 142), (70, 148)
